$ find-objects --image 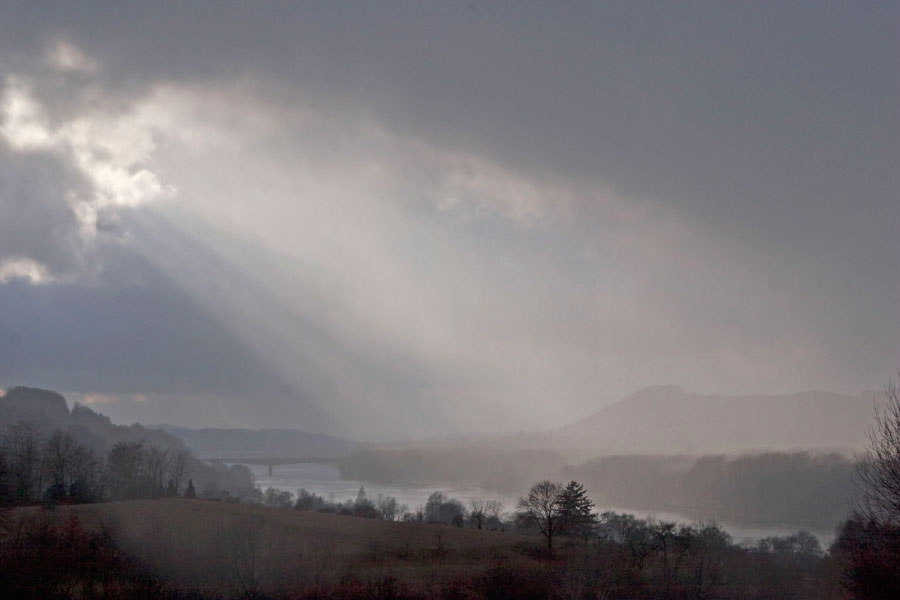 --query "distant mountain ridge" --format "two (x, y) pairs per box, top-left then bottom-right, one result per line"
(551, 385), (879, 455)
(156, 424), (356, 460)
(3, 384), (877, 461)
